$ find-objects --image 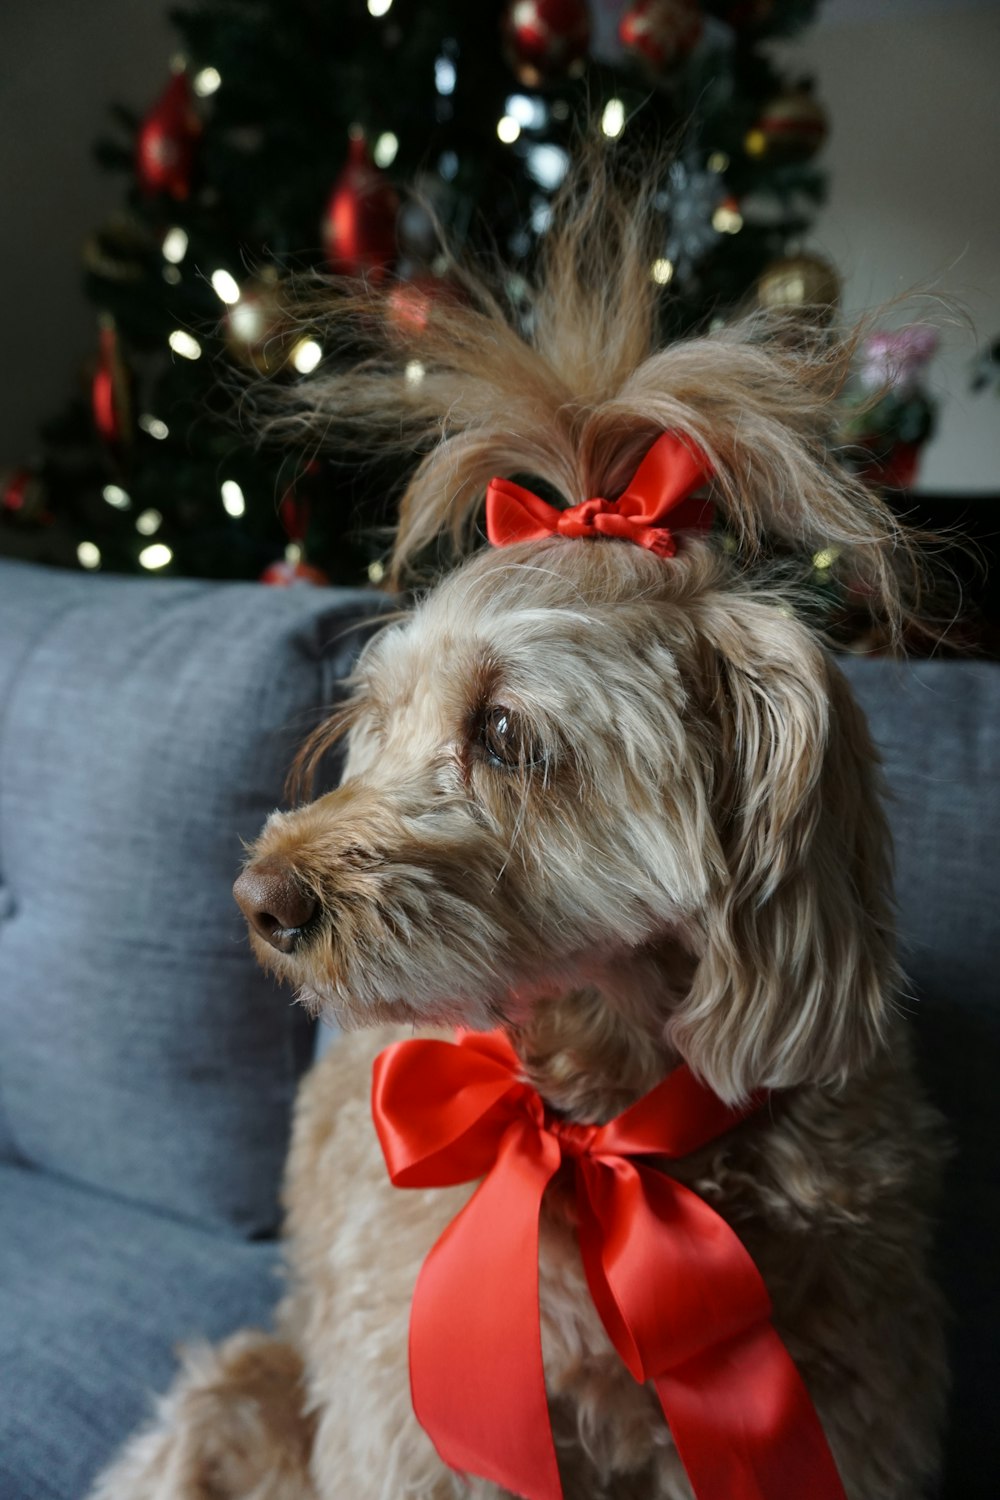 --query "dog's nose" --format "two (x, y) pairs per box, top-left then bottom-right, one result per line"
(233, 860), (318, 953)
